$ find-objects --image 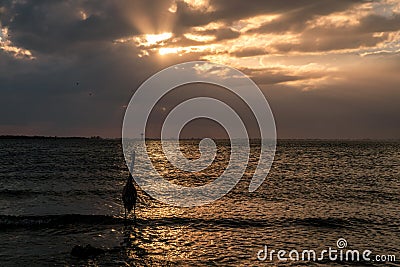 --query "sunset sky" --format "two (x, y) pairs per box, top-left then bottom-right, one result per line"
(1, 0), (399, 138)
